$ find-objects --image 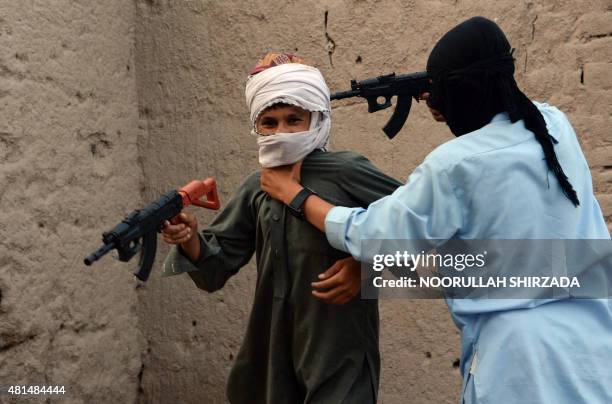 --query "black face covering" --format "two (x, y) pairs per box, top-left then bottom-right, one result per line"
(426, 16), (579, 207)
